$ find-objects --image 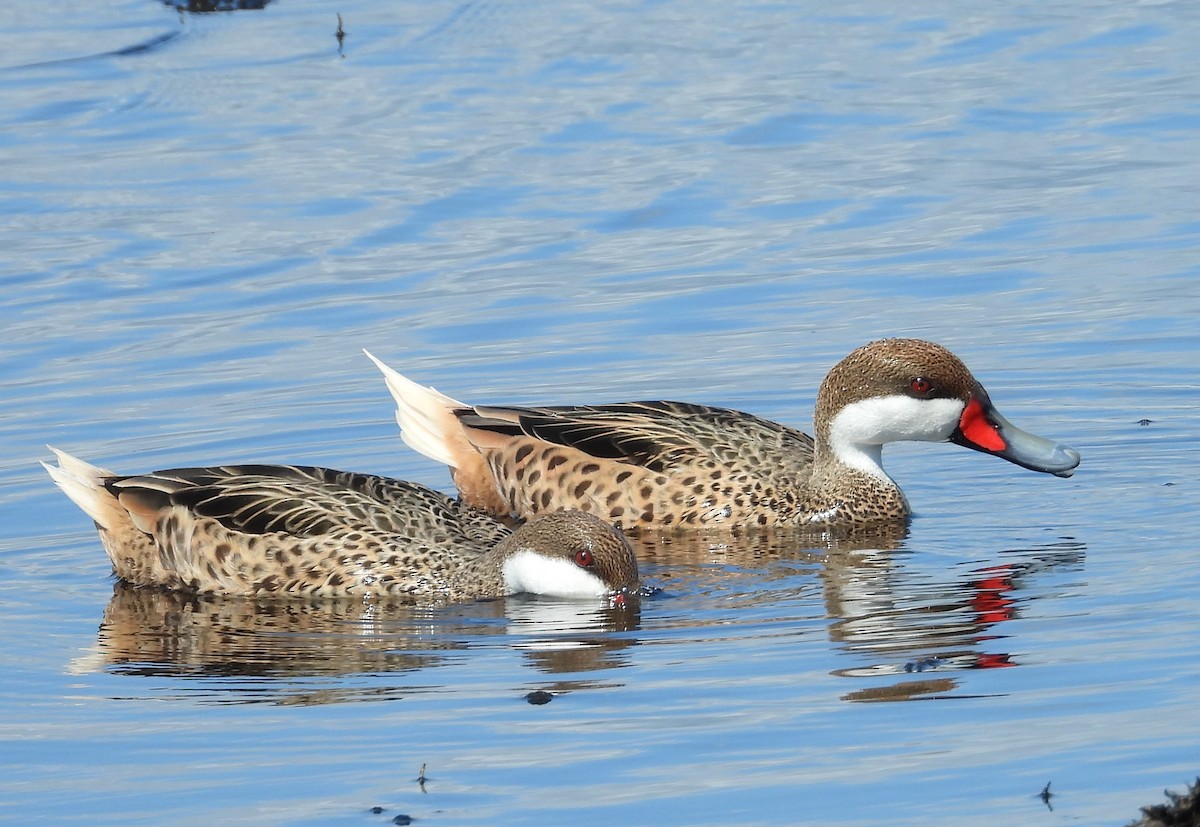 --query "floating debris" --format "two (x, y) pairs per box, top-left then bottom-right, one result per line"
(1040, 781), (1053, 812)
